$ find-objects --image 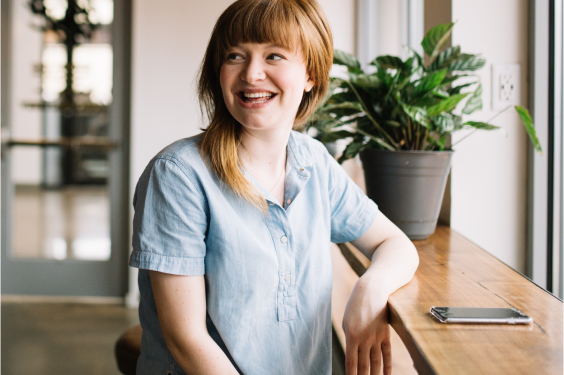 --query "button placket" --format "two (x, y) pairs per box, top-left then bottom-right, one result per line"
(265, 207), (297, 322)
